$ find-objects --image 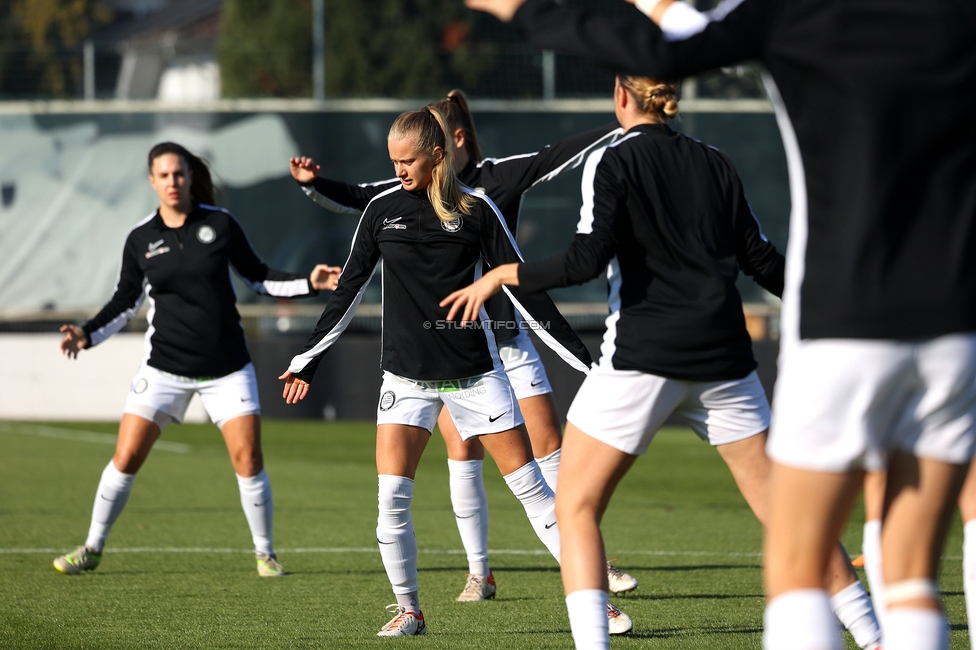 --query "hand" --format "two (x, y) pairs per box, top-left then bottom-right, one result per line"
(279, 370), (310, 404)
(626, 0), (676, 22)
(59, 324), (88, 359)
(289, 156), (321, 184)
(440, 263), (520, 323)
(310, 264), (342, 291)
(464, 0), (527, 23)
